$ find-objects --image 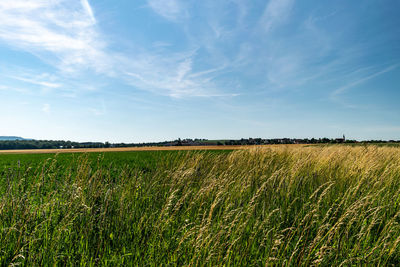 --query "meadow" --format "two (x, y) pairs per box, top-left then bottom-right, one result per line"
(1, 145), (400, 265)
